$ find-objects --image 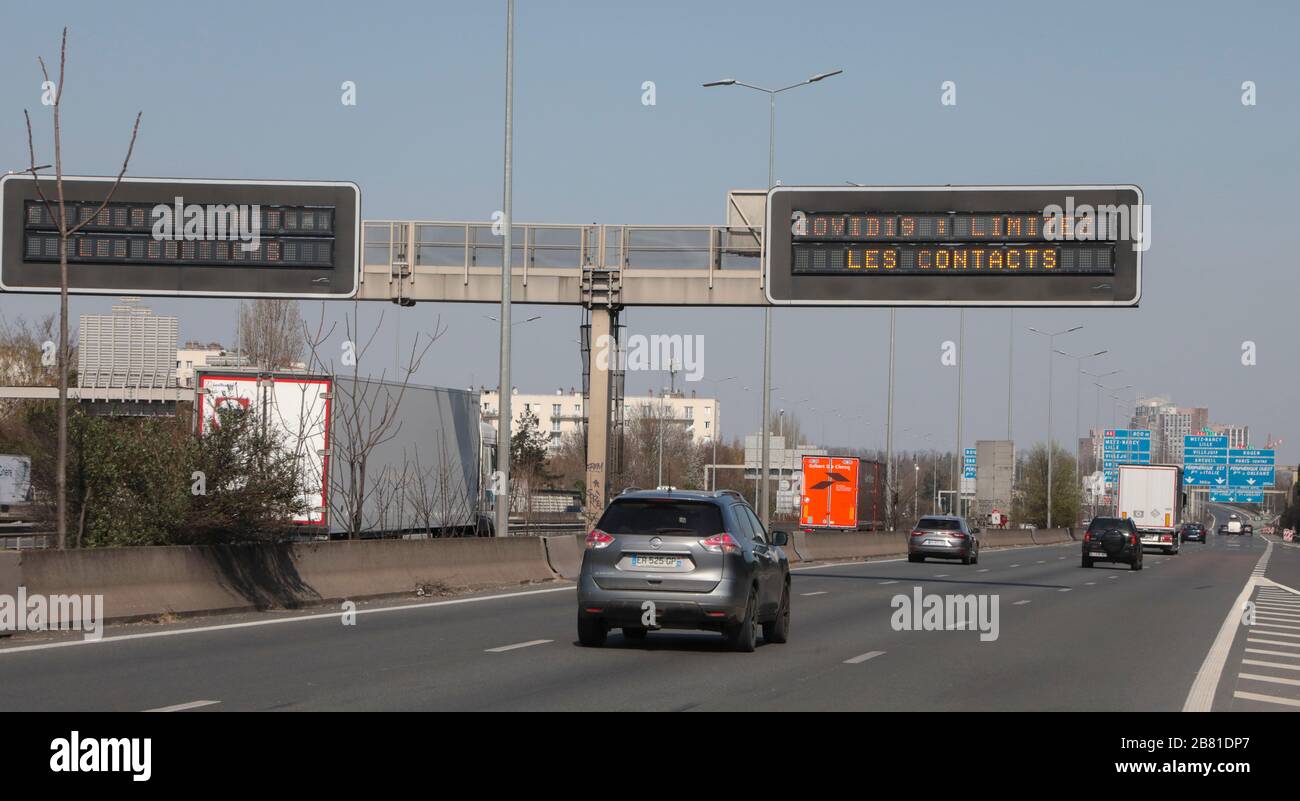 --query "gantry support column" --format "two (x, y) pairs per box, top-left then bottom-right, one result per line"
(584, 307), (614, 529)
